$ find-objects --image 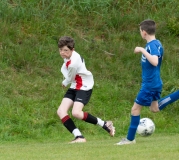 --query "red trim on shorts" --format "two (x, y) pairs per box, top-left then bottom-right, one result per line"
(61, 115), (70, 123)
(82, 112), (88, 121)
(75, 75), (82, 90)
